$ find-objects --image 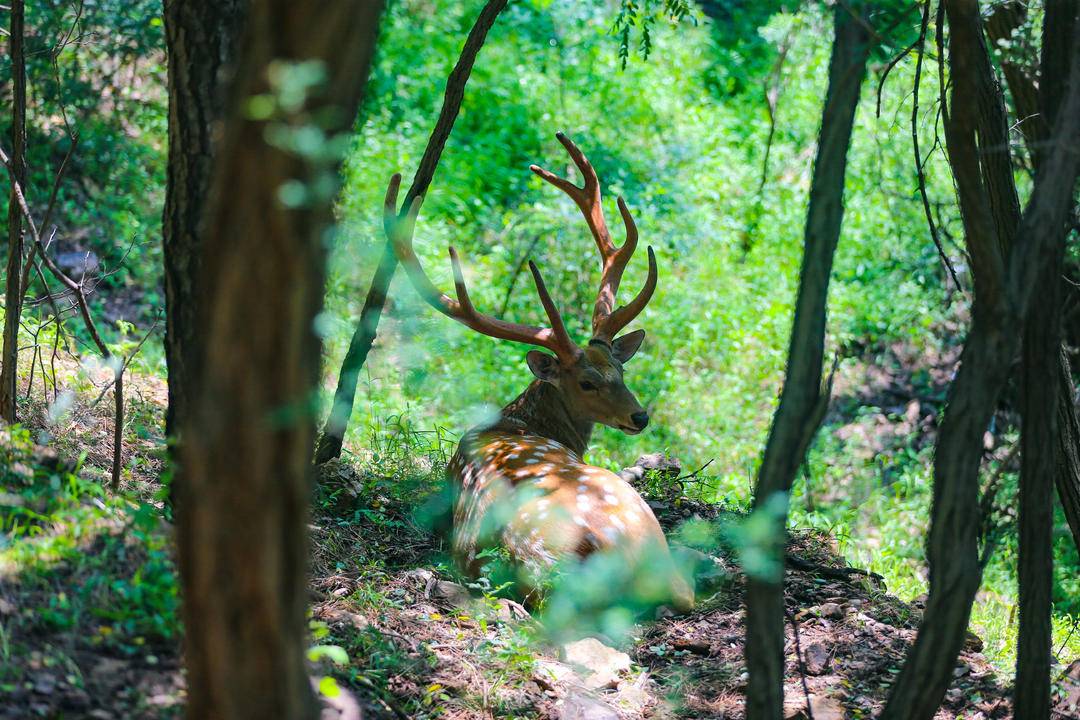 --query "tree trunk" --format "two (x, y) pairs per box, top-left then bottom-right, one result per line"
(176, 3), (383, 719)
(985, 0), (1080, 563)
(744, 7), (870, 719)
(314, 0), (508, 464)
(162, 0), (246, 450)
(1015, 5), (1078, 718)
(1017, 248), (1062, 720)
(880, 3), (1080, 716)
(1, 0), (28, 423)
